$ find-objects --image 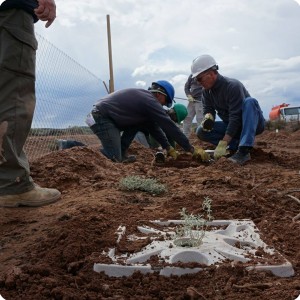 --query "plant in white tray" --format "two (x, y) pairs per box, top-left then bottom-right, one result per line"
(174, 197), (213, 247)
